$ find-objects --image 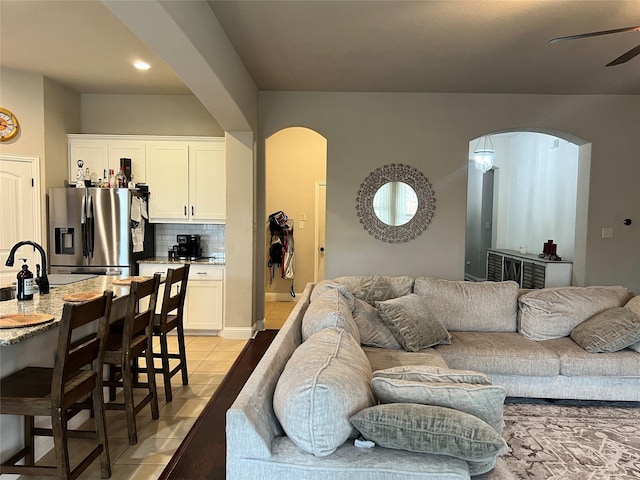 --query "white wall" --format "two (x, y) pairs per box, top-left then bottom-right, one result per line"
(258, 92), (640, 294)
